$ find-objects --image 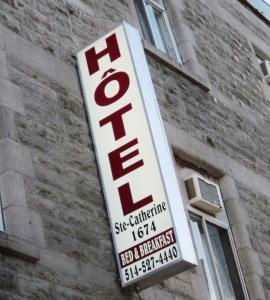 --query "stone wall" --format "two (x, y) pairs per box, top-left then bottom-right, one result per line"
(0, 0), (269, 299)
(237, 182), (270, 300)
